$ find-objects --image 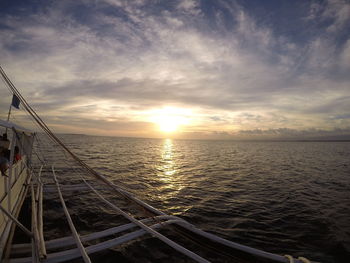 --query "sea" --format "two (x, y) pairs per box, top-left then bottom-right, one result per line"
(17, 135), (350, 263)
